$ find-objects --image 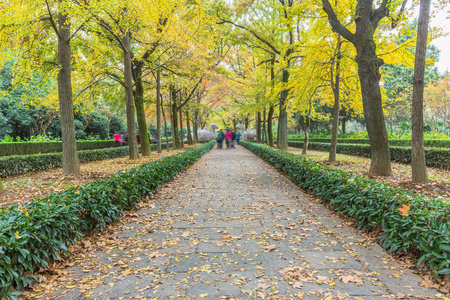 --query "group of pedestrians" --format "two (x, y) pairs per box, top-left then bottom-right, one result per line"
(216, 128), (241, 149)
